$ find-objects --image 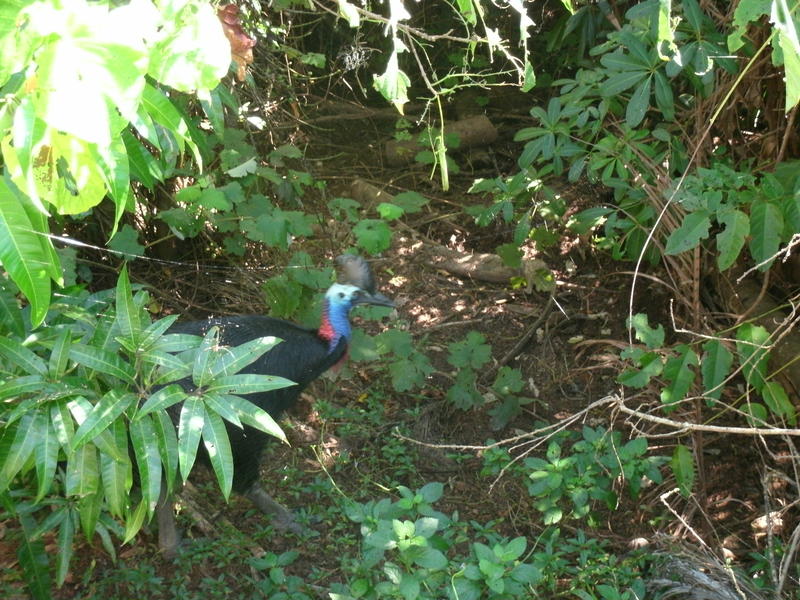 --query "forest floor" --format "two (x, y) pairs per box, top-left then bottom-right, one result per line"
(1, 91), (792, 599)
